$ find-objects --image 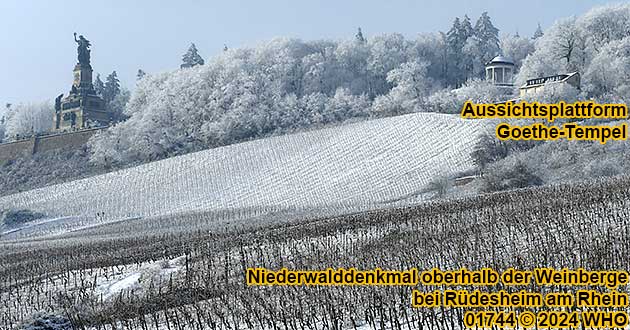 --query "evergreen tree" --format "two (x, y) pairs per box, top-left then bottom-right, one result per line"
(533, 23), (544, 39)
(94, 74), (105, 96)
(461, 15), (474, 40)
(137, 69), (146, 80)
(109, 88), (130, 123)
(355, 27), (366, 44)
(446, 17), (463, 87)
(446, 17), (474, 86)
(474, 12), (500, 52)
(181, 43), (205, 68)
(103, 71), (121, 103)
(460, 15), (475, 79)
(446, 18), (462, 49)
(469, 12), (500, 77)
